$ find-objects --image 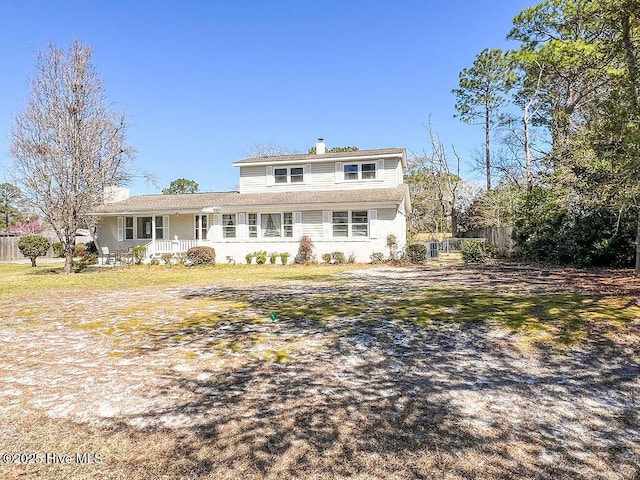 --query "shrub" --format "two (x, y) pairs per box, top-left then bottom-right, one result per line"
(255, 250), (267, 265)
(331, 251), (346, 264)
(370, 252), (384, 264)
(74, 243), (86, 257)
(52, 242), (64, 258)
(186, 246), (216, 265)
(406, 243), (427, 264)
(461, 240), (485, 263)
(295, 235), (314, 263)
(245, 253), (253, 264)
(386, 234), (398, 259)
(132, 245), (147, 265)
(280, 252), (290, 265)
(149, 257), (160, 266)
(347, 252), (357, 264)
(269, 252), (277, 264)
(18, 235), (51, 267)
(161, 253), (174, 265)
(322, 253), (331, 263)
(461, 240), (498, 263)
